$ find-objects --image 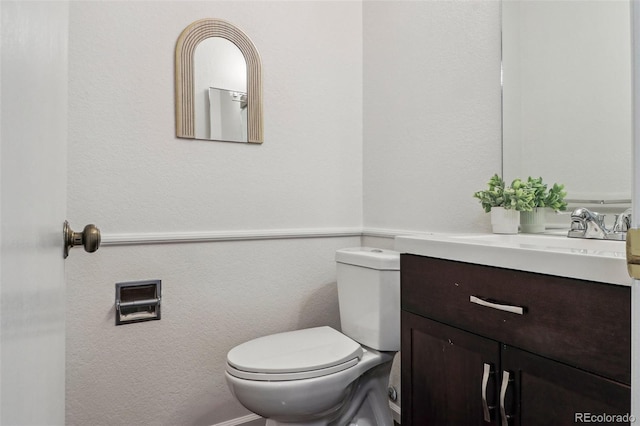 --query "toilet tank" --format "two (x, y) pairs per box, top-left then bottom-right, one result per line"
(335, 247), (400, 351)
